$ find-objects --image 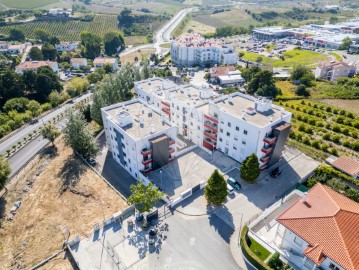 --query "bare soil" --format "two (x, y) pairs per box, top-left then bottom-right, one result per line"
(120, 48), (156, 64)
(319, 99), (359, 115)
(0, 138), (128, 270)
